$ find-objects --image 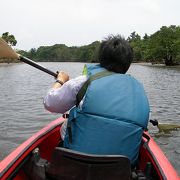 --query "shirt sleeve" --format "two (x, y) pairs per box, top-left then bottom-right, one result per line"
(43, 75), (87, 114)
